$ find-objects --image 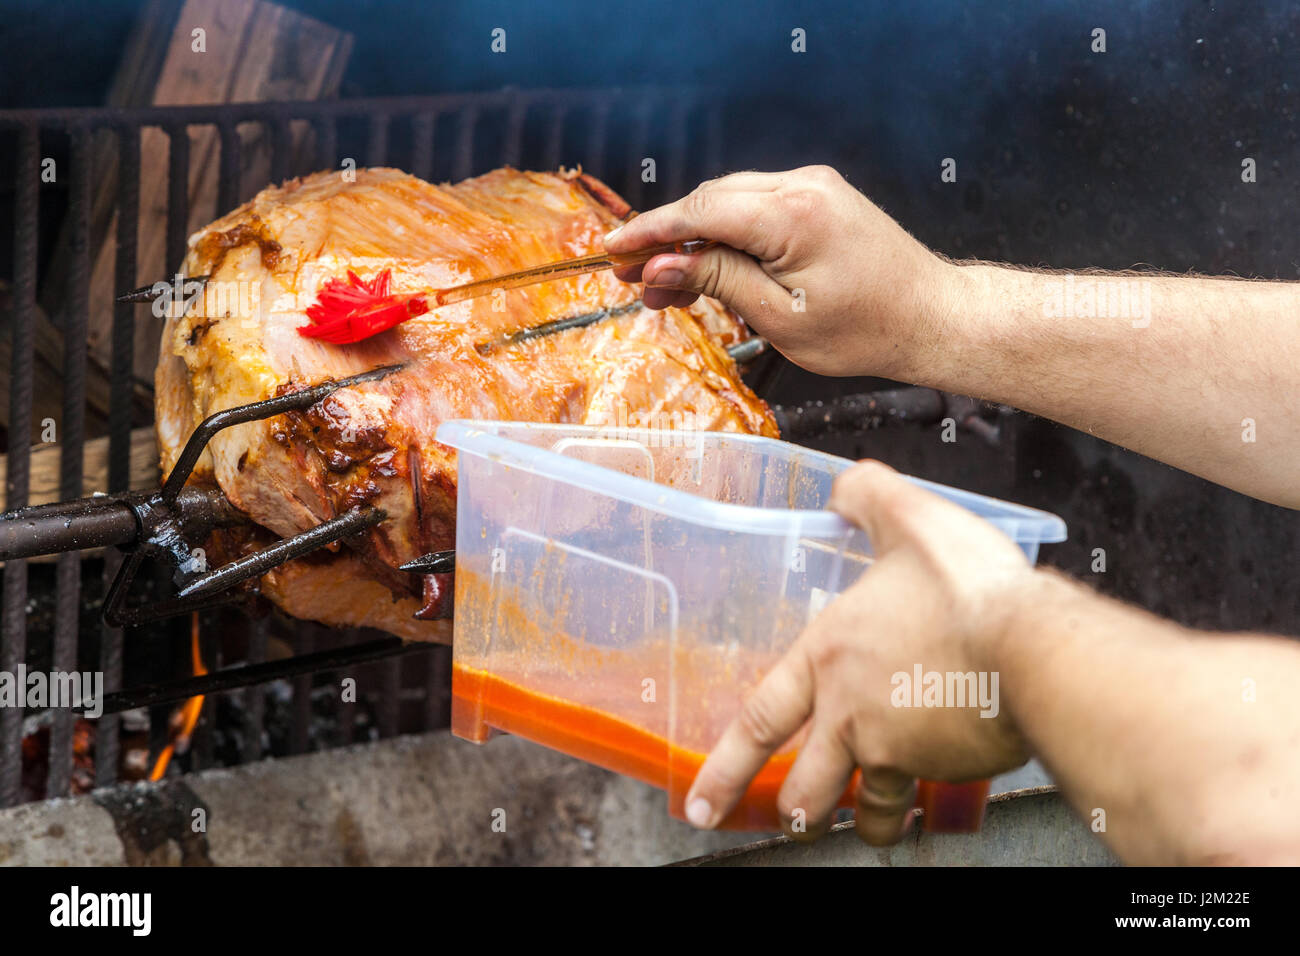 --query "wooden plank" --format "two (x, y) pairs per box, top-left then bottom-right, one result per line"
(0, 427), (159, 508)
(37, 0), (352, 437)
(0, 428), (159, 565)
(87, 0), (353, 389)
